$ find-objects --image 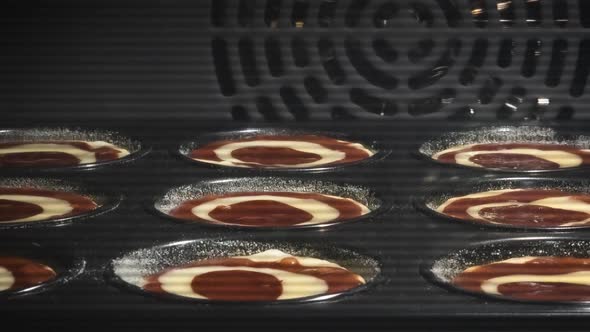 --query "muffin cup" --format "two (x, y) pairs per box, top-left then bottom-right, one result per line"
(108, 237), (381, 305)
(0, 127), (150, 171)
(0, 177), (122, 230)
(417, 126), (590, 173)
(0, 240), (85, 298)
(415, 177), (590, 231)
(149, 176), (390, 231)
(421, 237), (590, 305)
(175, 128), (390, 173)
